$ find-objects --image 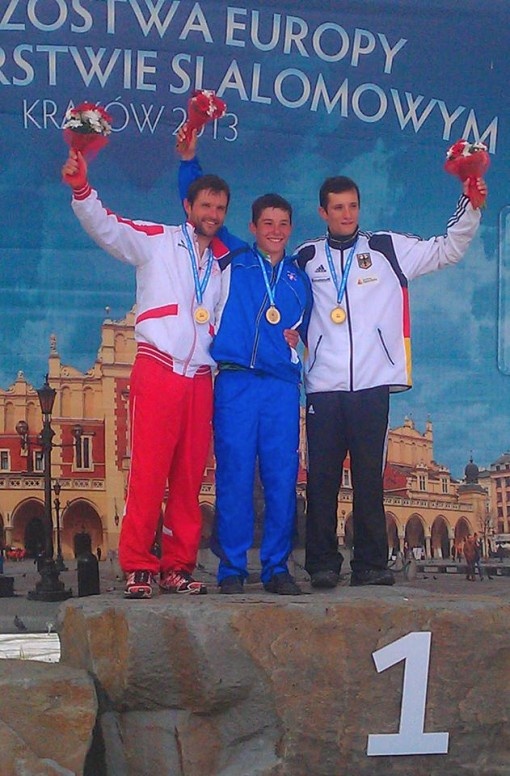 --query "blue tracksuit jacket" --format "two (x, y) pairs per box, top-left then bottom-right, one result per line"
(178, 158), (311, 376)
